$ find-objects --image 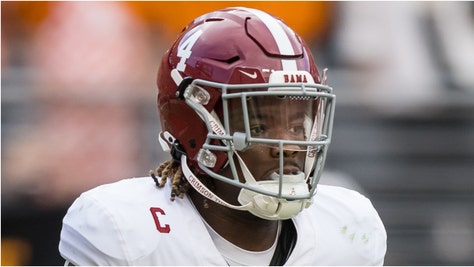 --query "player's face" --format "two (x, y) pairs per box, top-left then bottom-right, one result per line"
(224, 95), (312, 183)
